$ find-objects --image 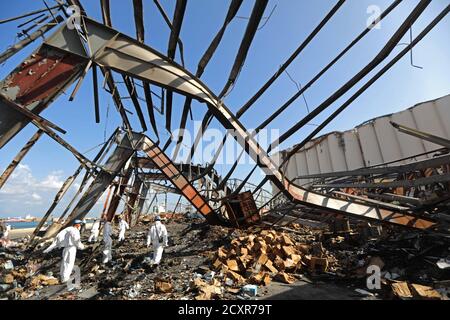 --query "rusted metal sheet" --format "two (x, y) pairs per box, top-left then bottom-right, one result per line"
(0, 130), (43, 189)
(223, 191), (261, 228)
(0, 44), (88, 148)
